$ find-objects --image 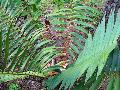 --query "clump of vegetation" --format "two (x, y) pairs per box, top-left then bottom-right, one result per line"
(0, 0), (120, 90)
